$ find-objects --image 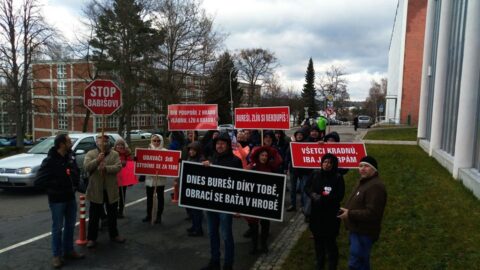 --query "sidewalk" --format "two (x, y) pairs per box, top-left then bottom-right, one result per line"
(250, 211), (307, 270)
